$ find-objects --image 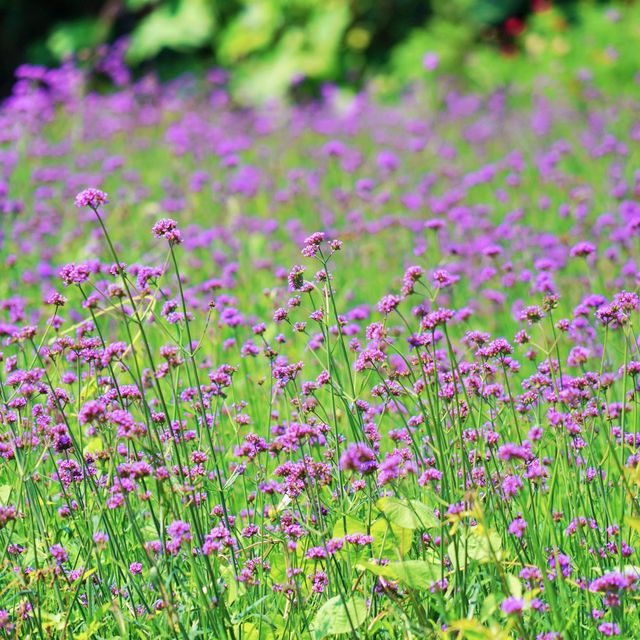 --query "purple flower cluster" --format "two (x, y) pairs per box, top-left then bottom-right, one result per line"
(74, 187), (109, 209)
(152, 218), (183, 245)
